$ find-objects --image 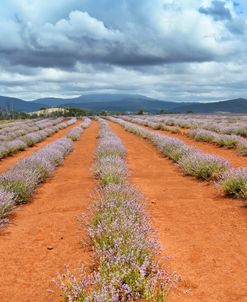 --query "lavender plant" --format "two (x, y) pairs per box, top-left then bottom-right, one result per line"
(218, 168), (247, 200)
(178, 152), (230, 180)
(0, 189), (15, 225)
(80, 118), (91, 129)
(237, 139), (247, 156)
(67, 127), (83, 141)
